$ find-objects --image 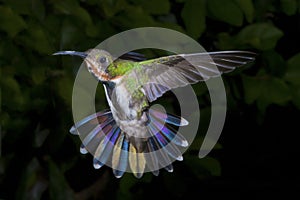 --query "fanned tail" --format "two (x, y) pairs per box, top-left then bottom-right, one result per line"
(144, 108), (188, 175)
(70, 109), (189, 178)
